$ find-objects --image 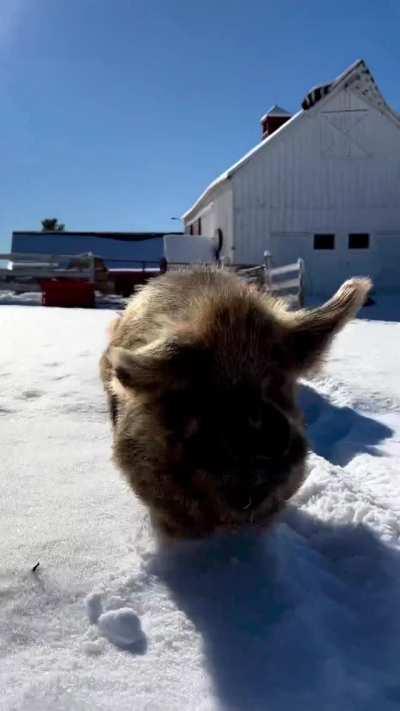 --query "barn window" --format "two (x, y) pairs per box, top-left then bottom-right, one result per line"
(314, 234), (335, 250)
(197, 217), (202, 235)
(189, 224), (194, 235)
(348, 233), (369, 249)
